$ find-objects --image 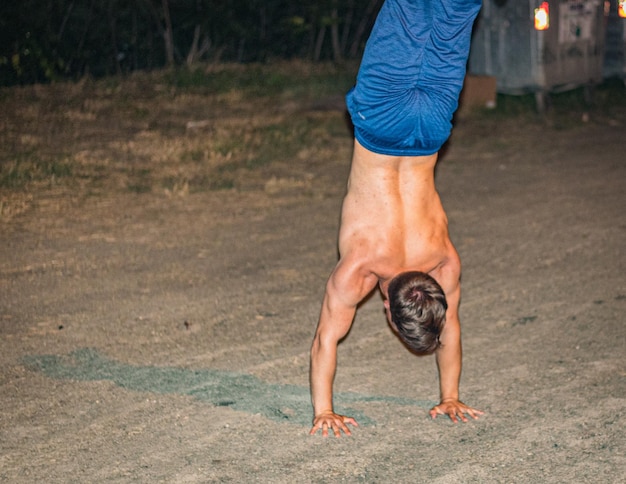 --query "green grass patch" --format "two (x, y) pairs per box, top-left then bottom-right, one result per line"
(195, 112), (349, 191)
(0, 153), (73, 189)
(245, 121), (307, 168)
(181, 149), (205, 163)
(125, 167), (153, 193)
(163, 62), (357, 100)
